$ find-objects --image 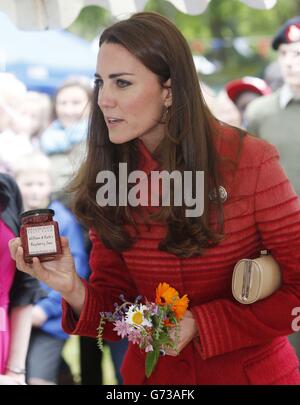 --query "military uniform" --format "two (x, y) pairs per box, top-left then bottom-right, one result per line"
(246, 85), (300, 195)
